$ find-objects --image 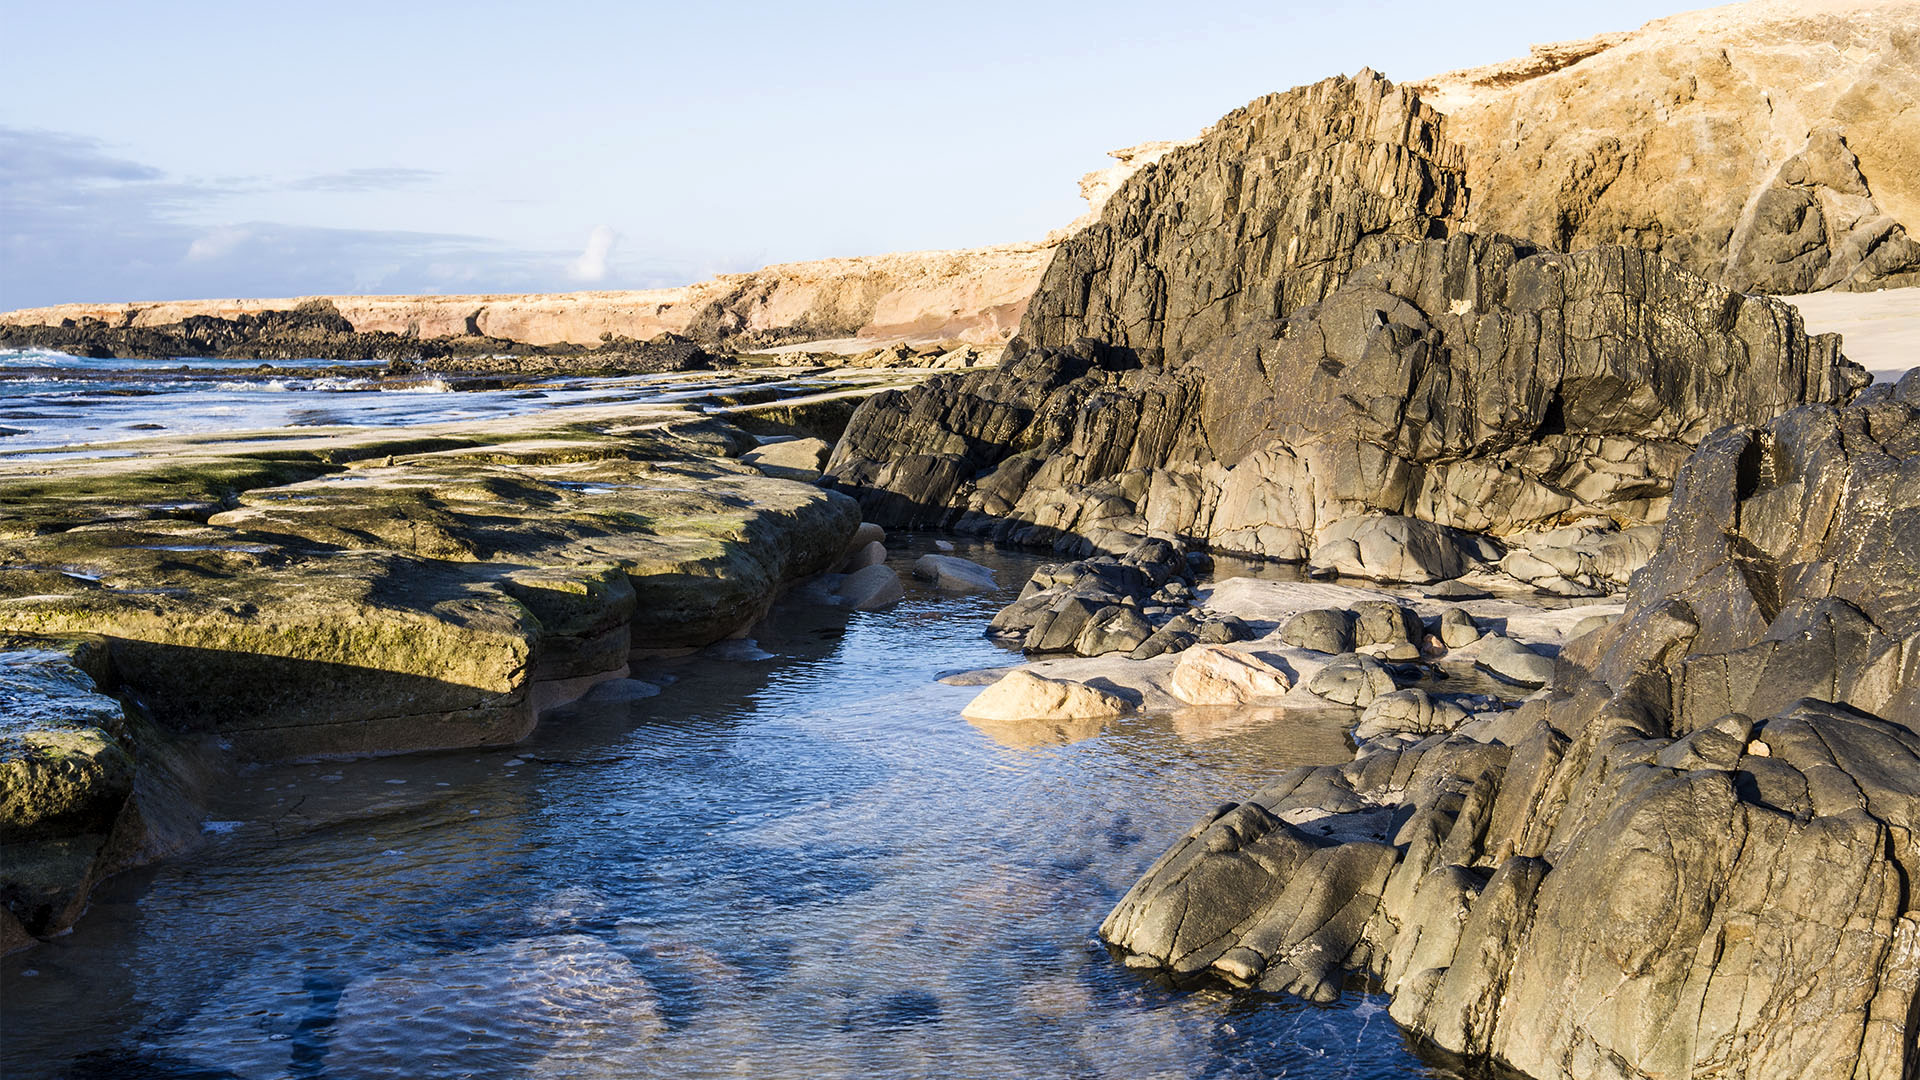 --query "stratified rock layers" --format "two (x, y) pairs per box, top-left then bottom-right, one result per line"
(1101, 387), (1920, 1080)
(831, 229), (1864, 564)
